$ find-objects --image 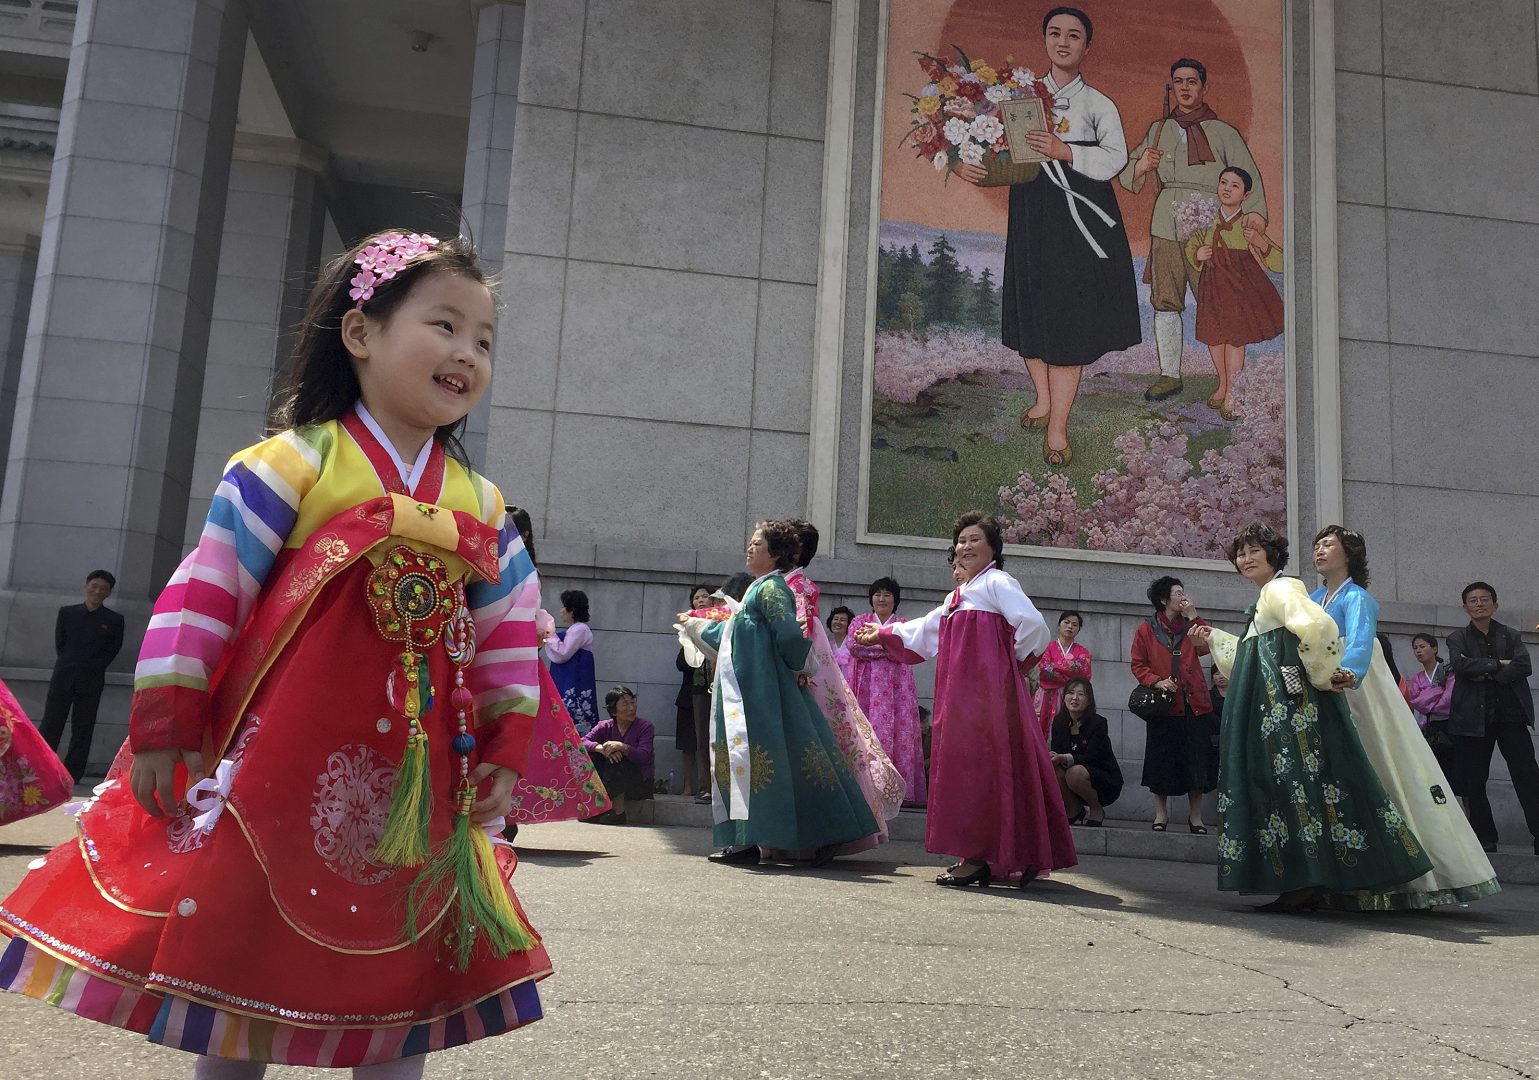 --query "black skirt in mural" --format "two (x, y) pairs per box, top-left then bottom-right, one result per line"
(1001, 150), (1141, 367)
